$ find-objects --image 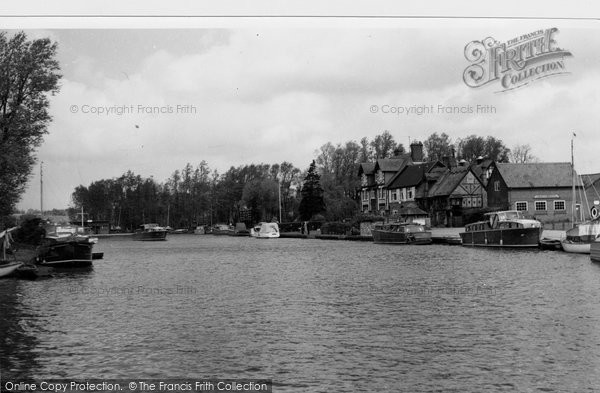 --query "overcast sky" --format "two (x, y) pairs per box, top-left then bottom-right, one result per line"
(14, 19), (600, 210)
